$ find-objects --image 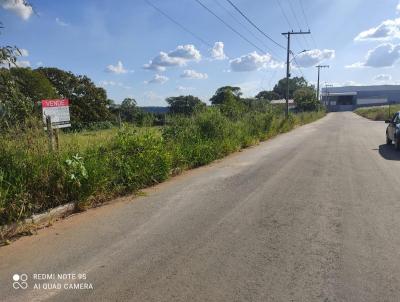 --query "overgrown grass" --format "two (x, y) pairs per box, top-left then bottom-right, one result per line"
(59, 126), (159, 152)
(354, 105), (400, 121)
(0, 108), (325, 226)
